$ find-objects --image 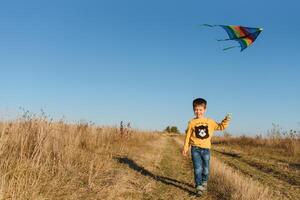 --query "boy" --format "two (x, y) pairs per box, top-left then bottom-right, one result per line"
(182, 98), (231, 196)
